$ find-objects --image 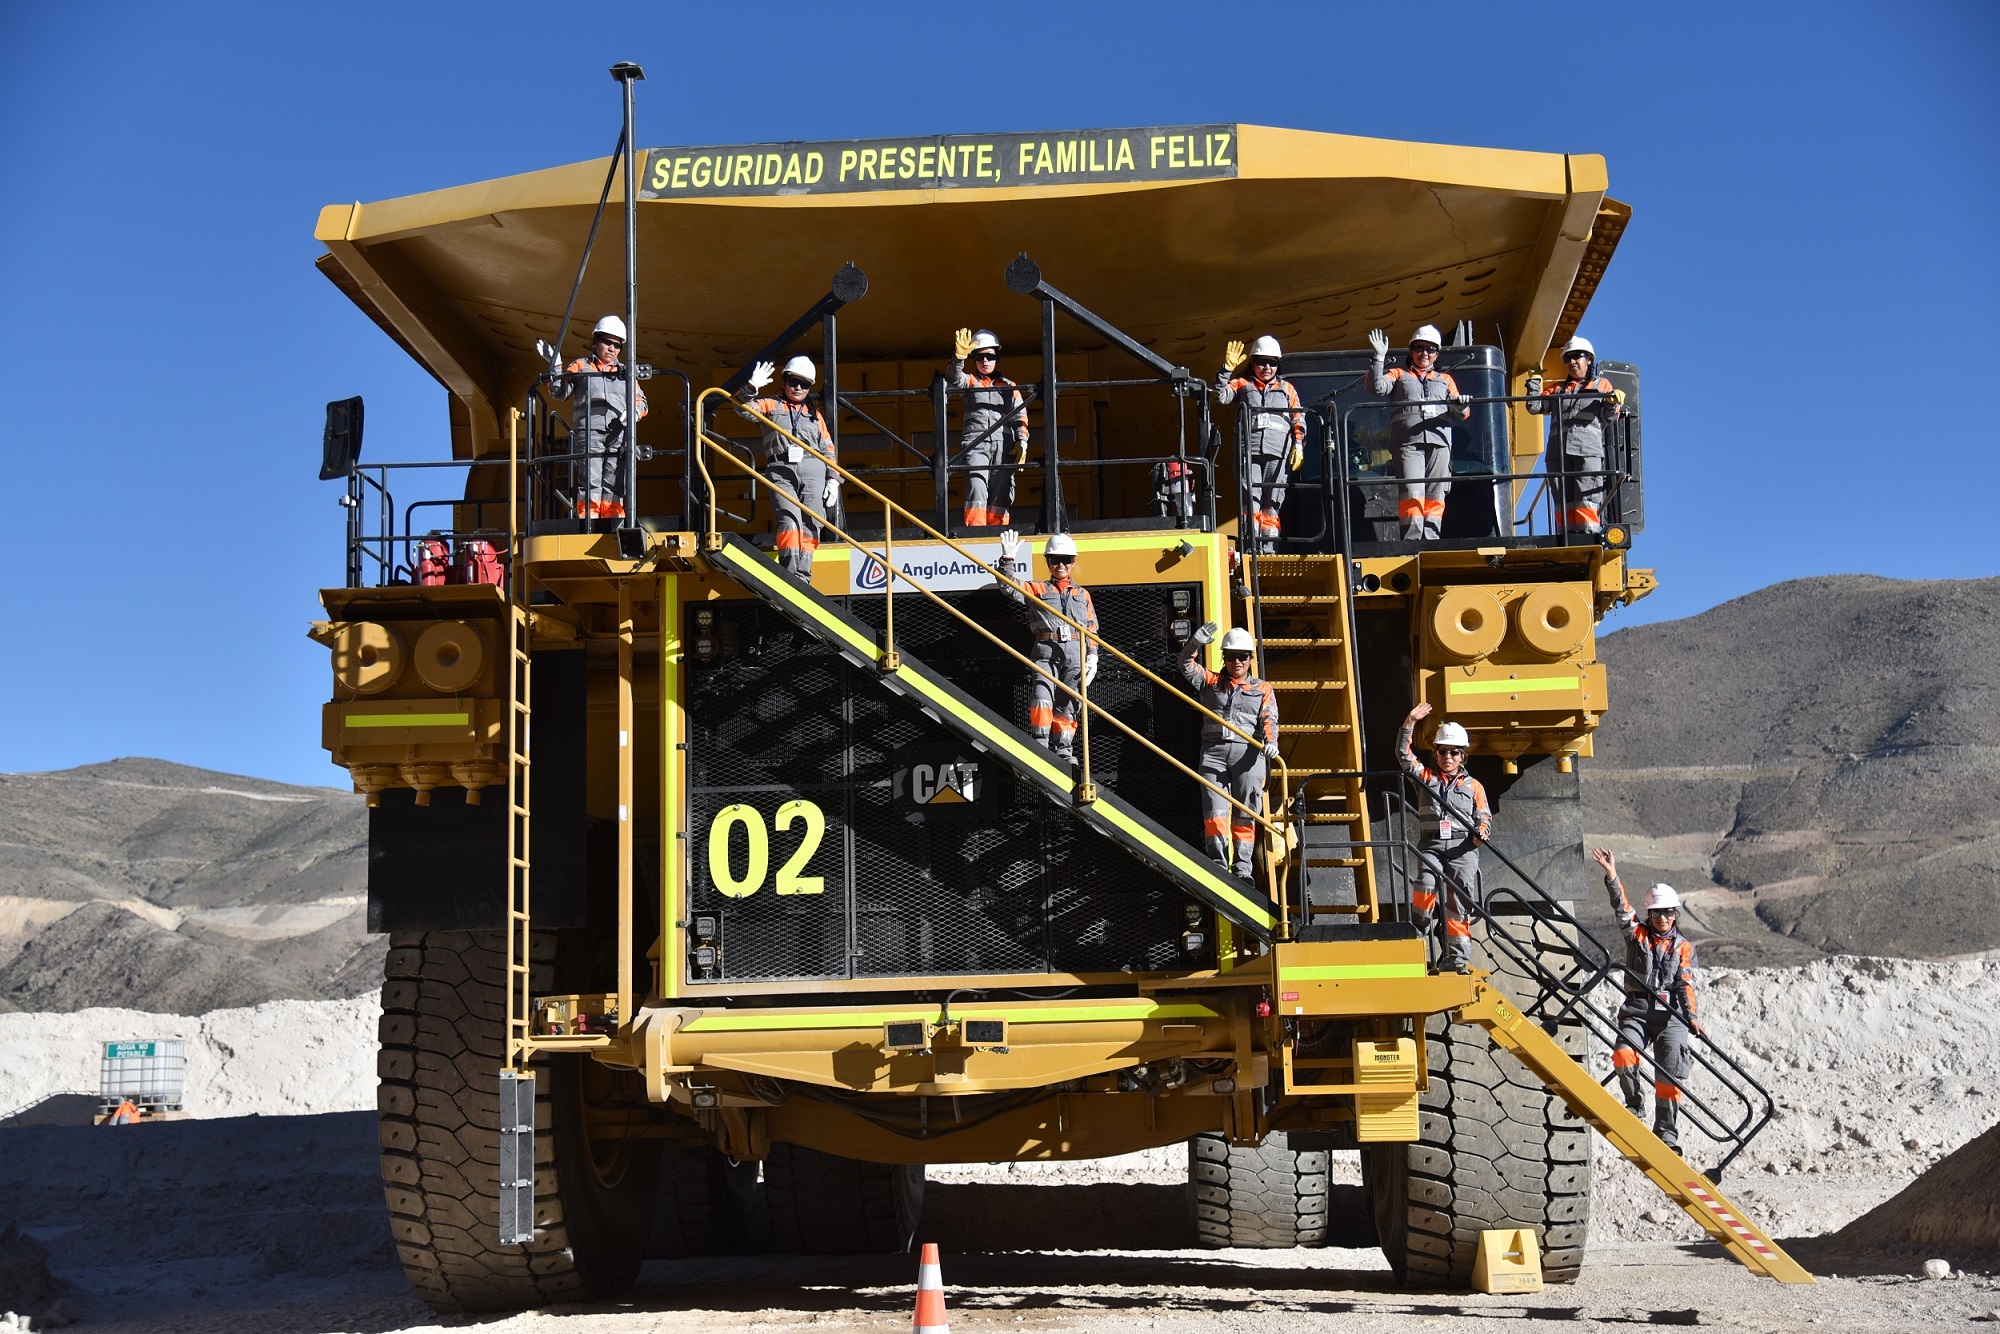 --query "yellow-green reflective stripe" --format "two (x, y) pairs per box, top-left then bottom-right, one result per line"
(1281, 963), (1426, 981)
(717, 546), (877, 659)
(680, 1001), (1218, 1033)
(1450, 676), (1576, 696)
(345, 712), (470, 728)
